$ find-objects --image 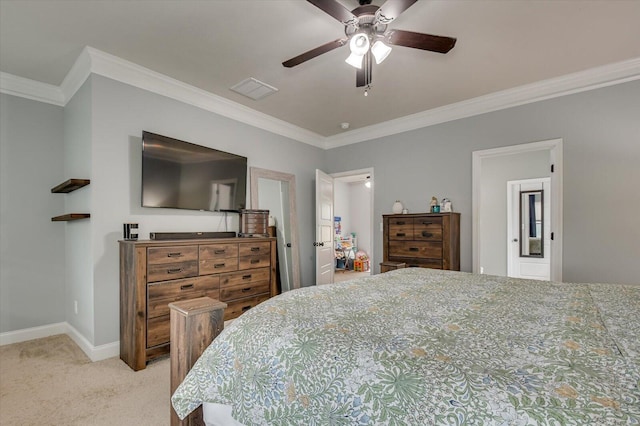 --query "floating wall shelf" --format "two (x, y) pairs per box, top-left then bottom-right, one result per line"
(51, 213), (91, 222)
(51, 179), (90, 193)
(51, 178), (90, 221)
